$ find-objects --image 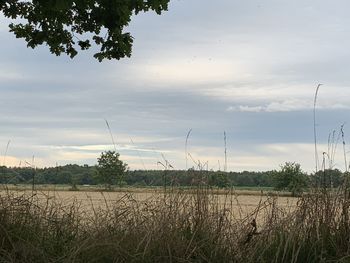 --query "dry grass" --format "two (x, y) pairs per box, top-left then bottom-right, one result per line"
(0, 184), (292, 197)
(0, 183), (349, 262)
